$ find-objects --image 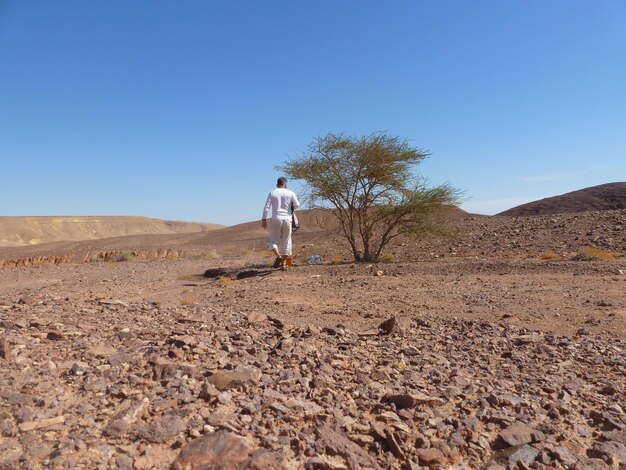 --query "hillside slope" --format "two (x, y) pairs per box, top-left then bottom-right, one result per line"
(0, 216), (223, 247)
(498, 182), (626, 216)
